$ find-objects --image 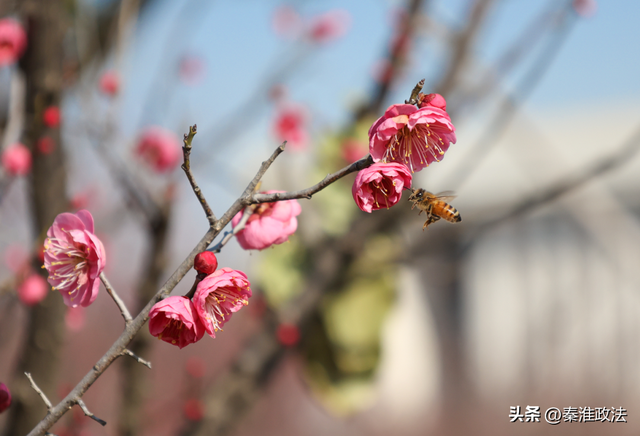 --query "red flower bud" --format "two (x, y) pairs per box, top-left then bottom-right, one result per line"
(194, 251), (218, 275)
(276, 323), (300, 347)
(43, 106), (61, 128)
